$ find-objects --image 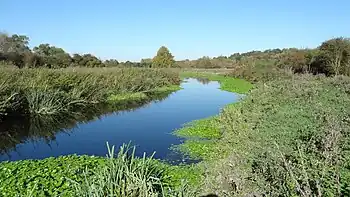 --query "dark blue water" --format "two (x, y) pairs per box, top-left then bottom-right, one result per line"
(0, 78), (241, 162)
